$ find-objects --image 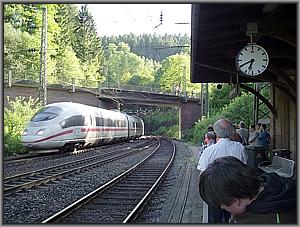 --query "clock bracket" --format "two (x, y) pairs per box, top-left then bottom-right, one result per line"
(246, 22), (258, 44)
